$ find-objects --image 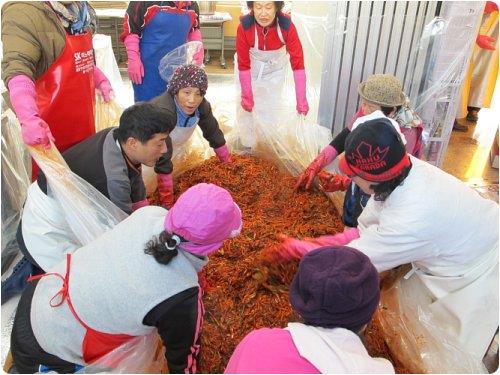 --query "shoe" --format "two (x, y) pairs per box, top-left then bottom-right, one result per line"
(453, 120), (468, 132)
(1, 257), (34, 304)
(466, 107), (479, 122)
